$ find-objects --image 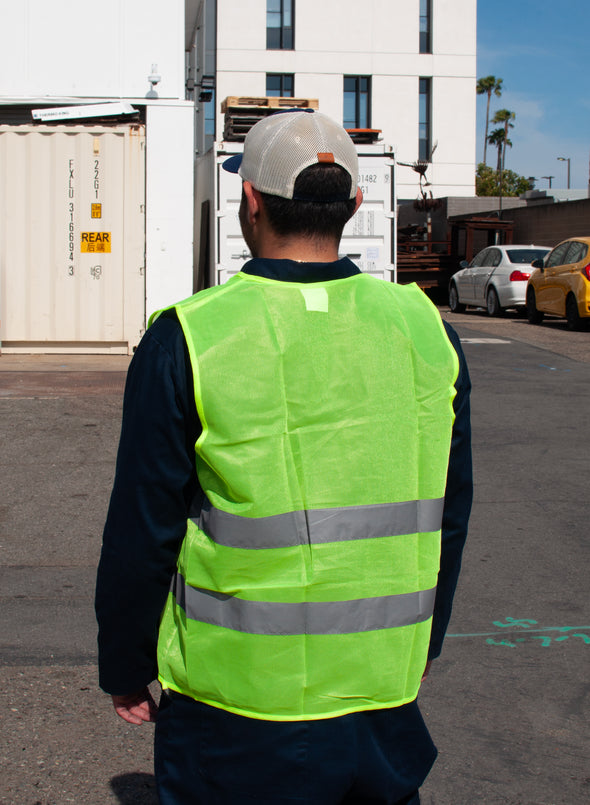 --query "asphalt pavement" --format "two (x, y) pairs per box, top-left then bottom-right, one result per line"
(0, 312), (588, 804)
